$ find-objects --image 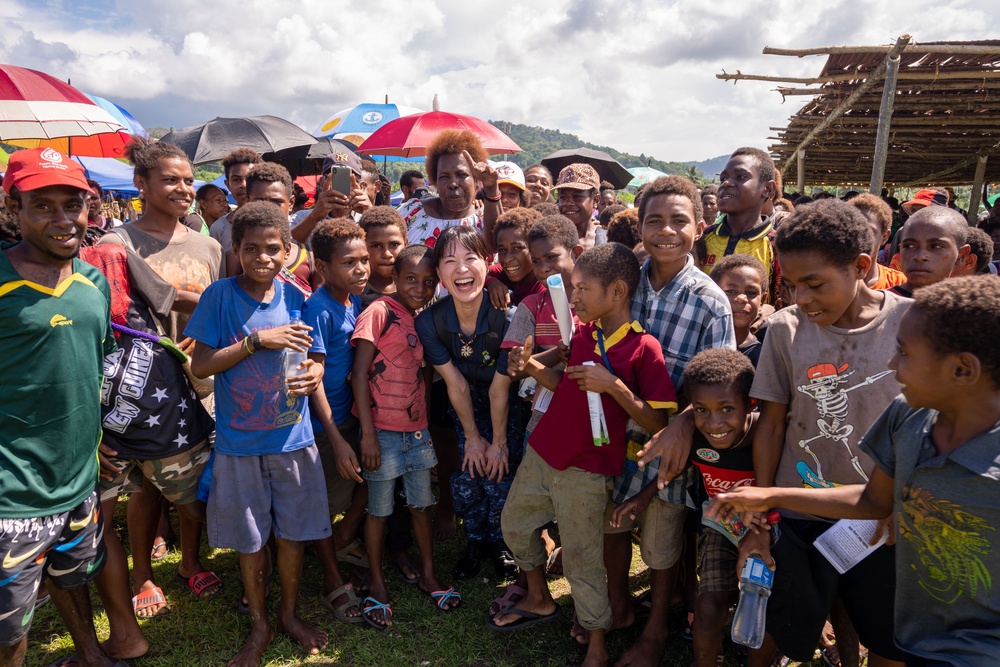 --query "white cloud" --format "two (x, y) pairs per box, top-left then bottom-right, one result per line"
(1, 0), (996, 161)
